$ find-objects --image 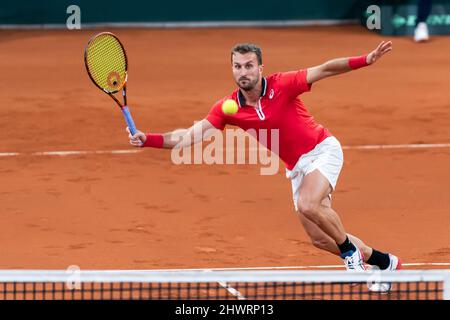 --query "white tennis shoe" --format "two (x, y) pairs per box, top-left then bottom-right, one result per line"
(368, 254), (402, 293)
(414, 22), (429, 42)
(342, 248), (366, 272)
